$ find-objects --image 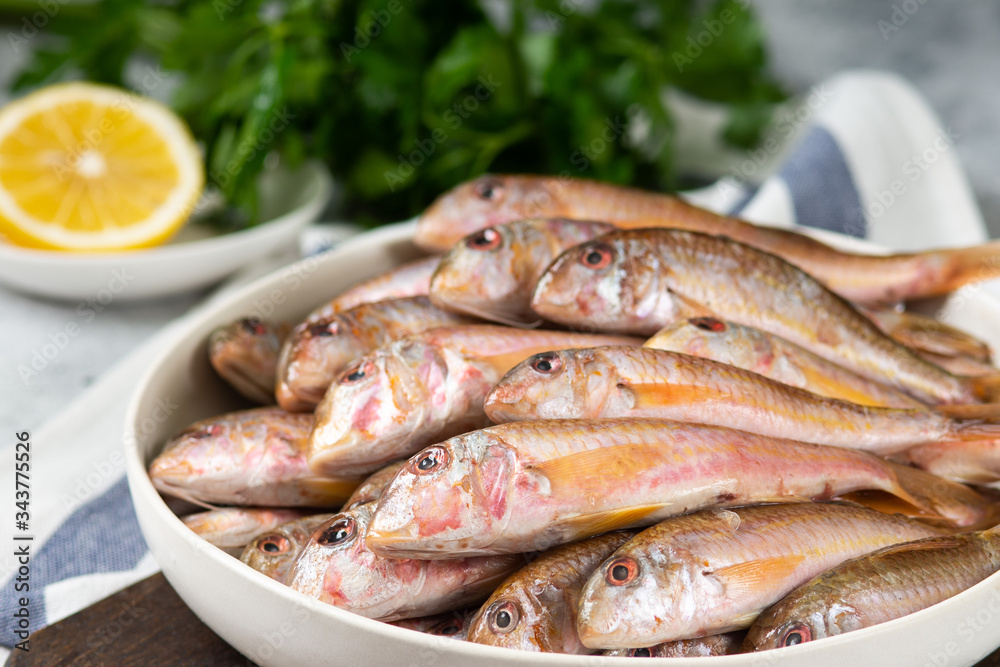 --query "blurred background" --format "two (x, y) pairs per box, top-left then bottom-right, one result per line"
(1, 0), (998, 430)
